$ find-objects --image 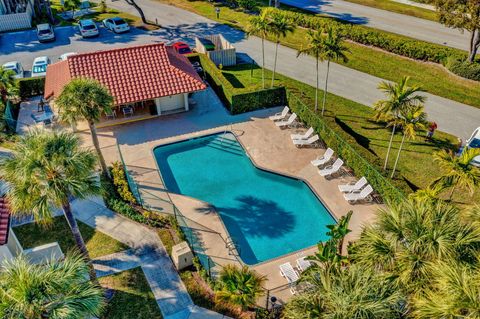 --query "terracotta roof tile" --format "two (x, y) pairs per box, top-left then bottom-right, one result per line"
(45, 43), (206, 105)
(0, 197), (10, 246)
